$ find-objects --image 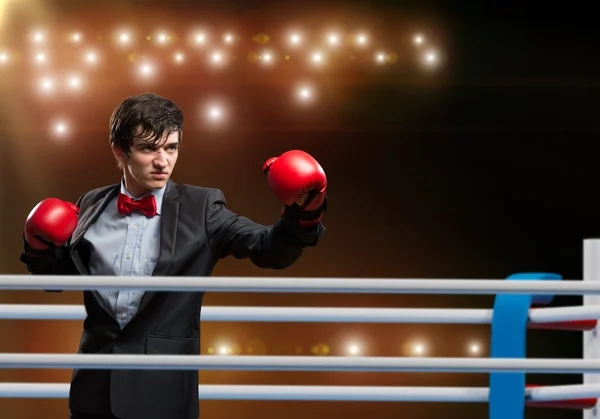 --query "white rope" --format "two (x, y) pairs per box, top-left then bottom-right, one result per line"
(0, 275), (595, 295)
(0, 304), (598, 324)
(2, 354), (600, 373)
(0, 383), (597, 402)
